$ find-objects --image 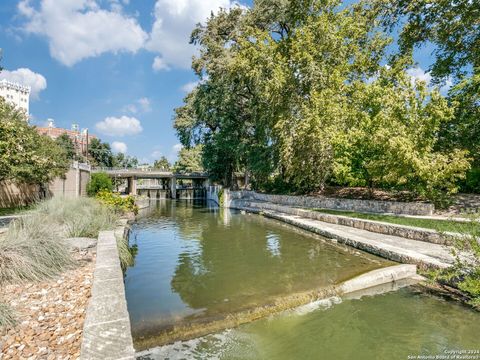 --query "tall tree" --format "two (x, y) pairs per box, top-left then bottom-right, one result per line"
(88, 138), (113, 167)
(55, 133), (76, 160)
(0, 99), (69, 184)
(112, 152), (138, 168)
(175, 0), (470, 200)
(376, 0), (480, 190)
(174, 146), (204, 173)
(153, 156), (171, 170)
